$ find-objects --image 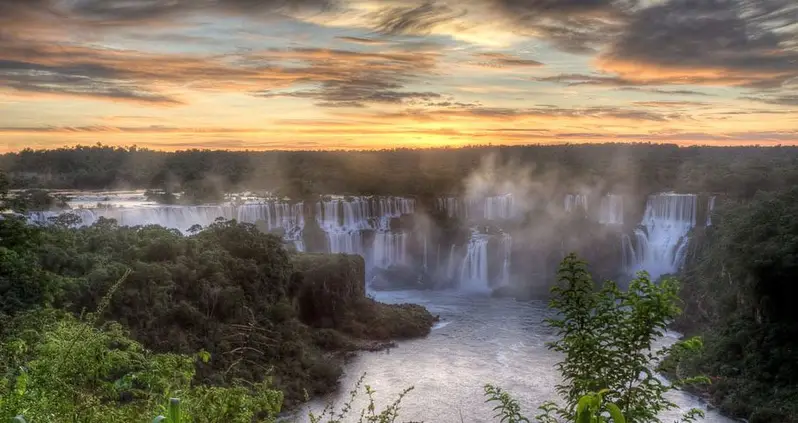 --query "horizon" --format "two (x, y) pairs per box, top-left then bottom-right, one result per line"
(5, 141), (798, 155)
(1, 0), (797, 151)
